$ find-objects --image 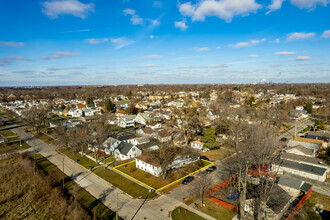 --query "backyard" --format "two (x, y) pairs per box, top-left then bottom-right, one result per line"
(115, 160), (212, 190)
(200, 148), (233, 160)
(59, 147), (156, 198)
